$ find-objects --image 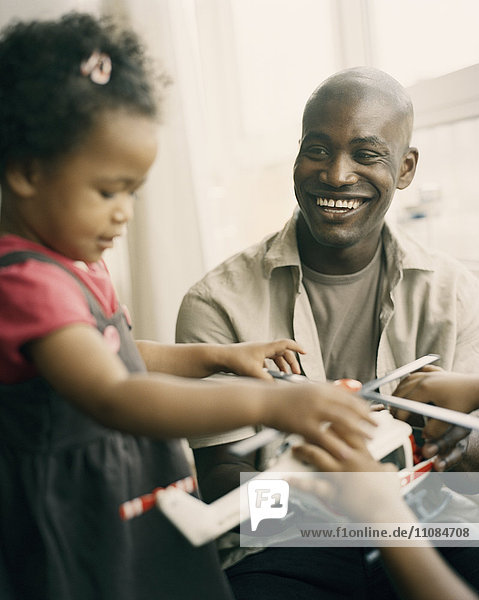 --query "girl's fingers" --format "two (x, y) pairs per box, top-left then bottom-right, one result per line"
(272, 351), (301, 374)
(263, 340), (304, 374)
(292, 442), (341, 472)
(285, 351), (303, 374)
(267, 339), (305, 355)
(303, 425), (371, 462)
(272, 355), (289, 373)
(328, 424), (370, 451)
(287, 474), (334, 502)
(293, 443), (399, 476)
(322, 390), (377, 429)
